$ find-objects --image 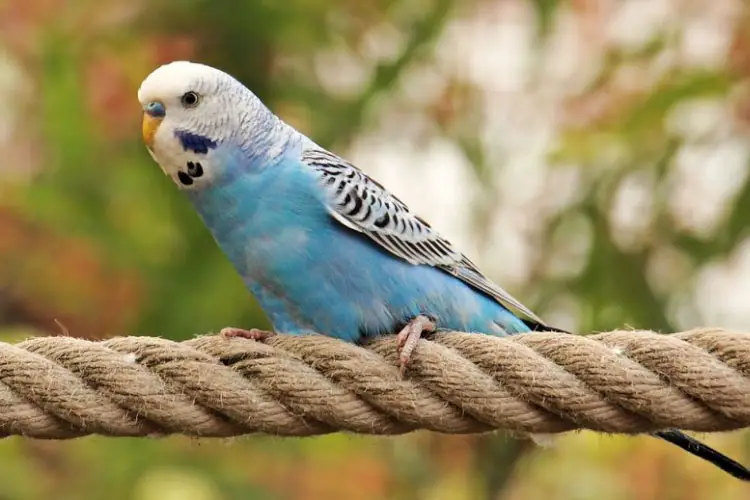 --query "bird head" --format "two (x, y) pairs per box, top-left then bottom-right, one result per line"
(137, 61), (260, 189)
